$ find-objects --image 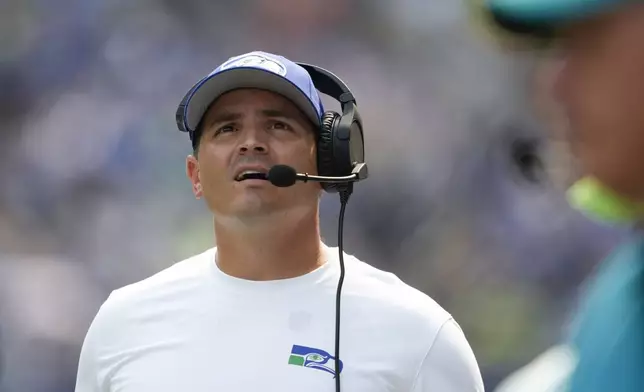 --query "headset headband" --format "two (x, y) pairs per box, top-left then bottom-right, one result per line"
(296, 63), (357, 107)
